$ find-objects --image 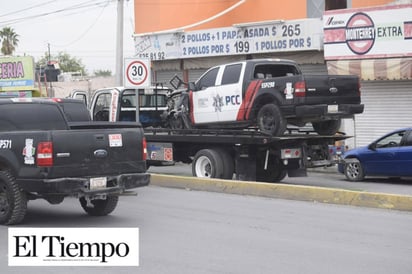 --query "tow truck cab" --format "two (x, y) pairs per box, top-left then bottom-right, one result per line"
(71, 86), (171, 127)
